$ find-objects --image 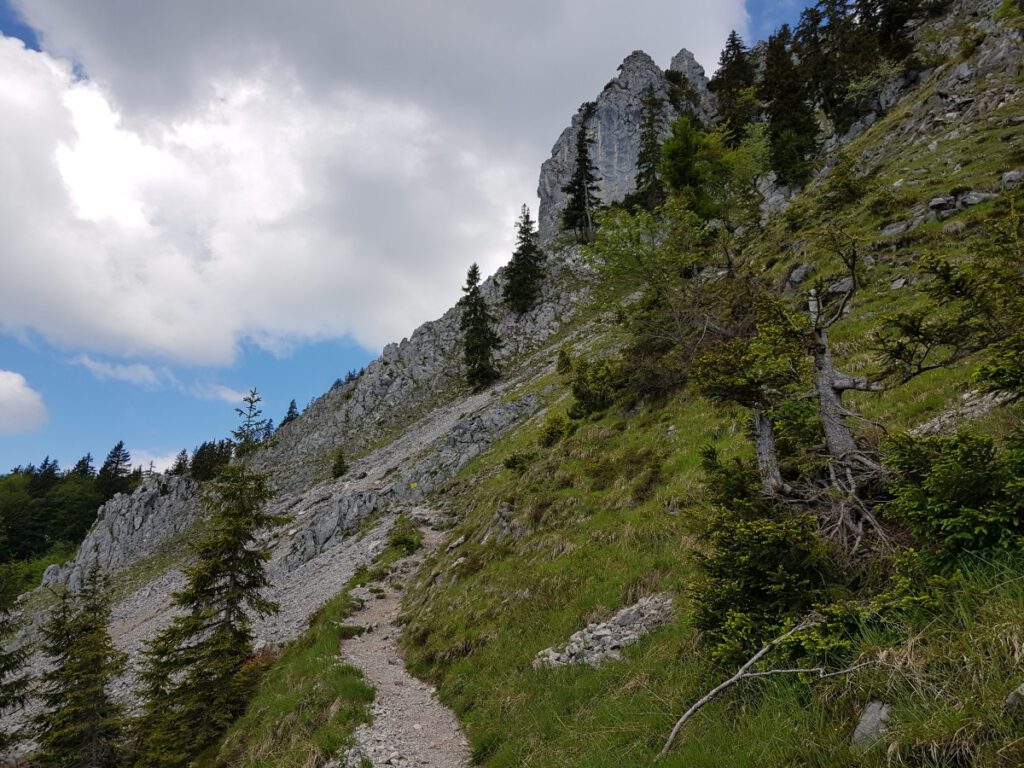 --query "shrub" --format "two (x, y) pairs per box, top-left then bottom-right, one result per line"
(885, 433), (1024, 563)
(387, 514), (422, 556)
(502, 452), (536, 473)
(691, 448), (839, 664)
(331, 447), (348, 479)
(539, 412), (571, 448)
(556, 348), (573, 376)
(568, 359), (617, 418)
